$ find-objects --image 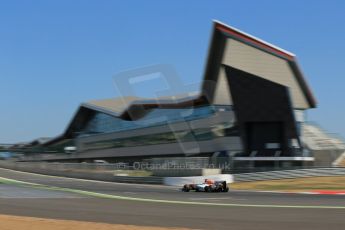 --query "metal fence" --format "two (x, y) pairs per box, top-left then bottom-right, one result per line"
(233, 167), (345, 182)
(145, 157), (227, 169)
